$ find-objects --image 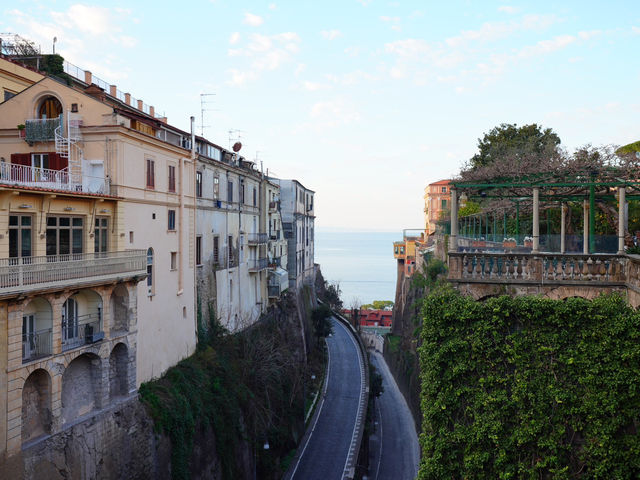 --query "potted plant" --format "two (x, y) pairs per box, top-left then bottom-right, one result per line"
(503, 237), (517, 248)
(523, 236), (533, 248)
(17, 124), (25, 138)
